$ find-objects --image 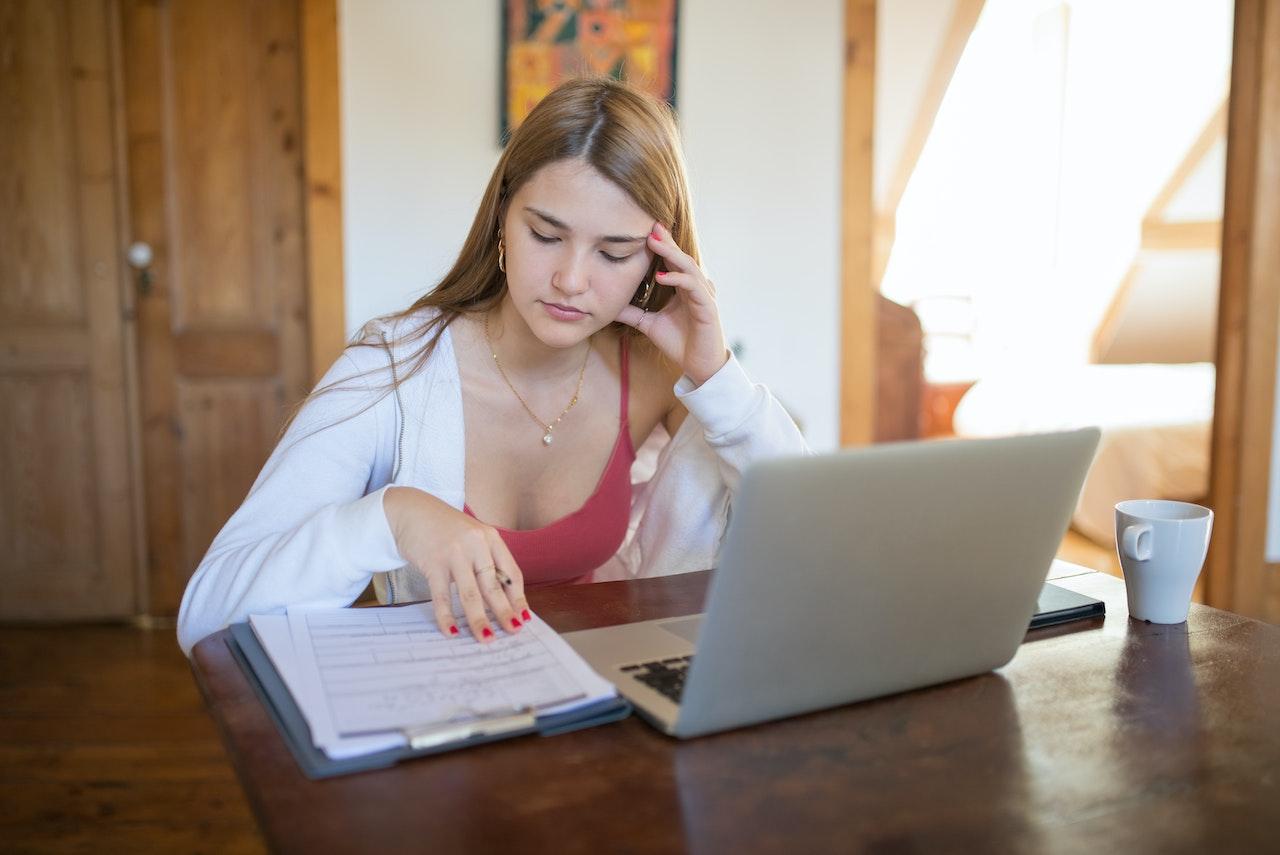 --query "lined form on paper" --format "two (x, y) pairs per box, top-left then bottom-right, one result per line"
(283, 603), (615, 755)
(249, 613), (407, 760)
